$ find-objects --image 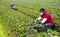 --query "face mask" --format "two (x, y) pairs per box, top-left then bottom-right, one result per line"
(40, 13), (43, 15)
